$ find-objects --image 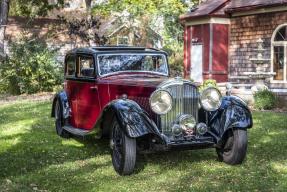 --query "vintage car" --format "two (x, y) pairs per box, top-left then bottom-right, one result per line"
(51, 46), (253, 175)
